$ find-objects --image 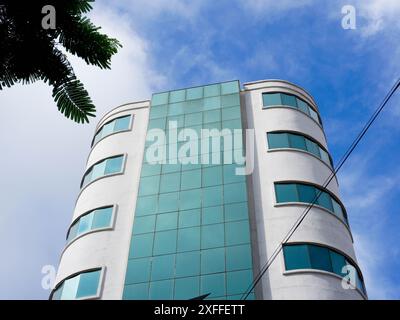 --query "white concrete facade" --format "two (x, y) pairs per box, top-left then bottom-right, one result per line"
(53, 79), (366, 300)
(55, 101), (150, 300)
(242, 80), (365, 300)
